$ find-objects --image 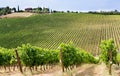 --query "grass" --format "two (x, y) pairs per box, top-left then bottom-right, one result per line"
(0, 13), (120, 55)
